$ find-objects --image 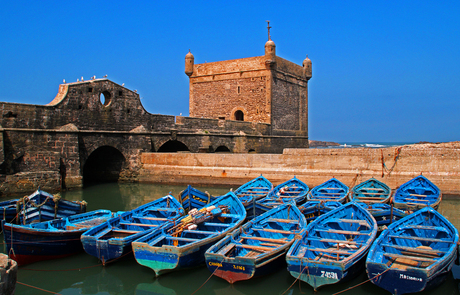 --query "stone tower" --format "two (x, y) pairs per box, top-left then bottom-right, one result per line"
(185, 23), (312, 137)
